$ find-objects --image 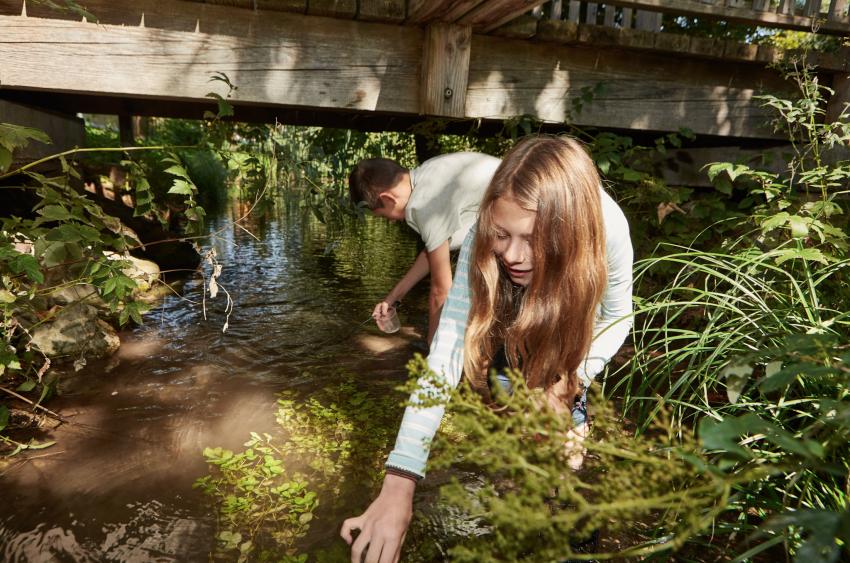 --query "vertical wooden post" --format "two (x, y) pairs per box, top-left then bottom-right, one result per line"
(118, 114), (134, 147)
(603, 4), (615, 26)
(420, 23), (471, 118)
(550, 0), (563, 20)
(828, 0), (848, 21)
(777, 0), (795, 16)
(585, 2), (597, 23)
(622, 7), (633, 28)
(826, 73), (850, 124)
(803, 0), (823, 17)
(567, 0), (580, 22)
